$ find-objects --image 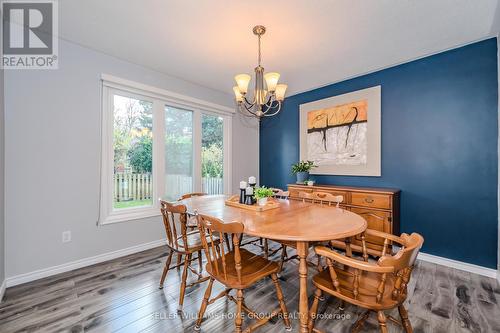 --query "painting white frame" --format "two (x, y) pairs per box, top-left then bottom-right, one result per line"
(299, 86), (381, 176)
